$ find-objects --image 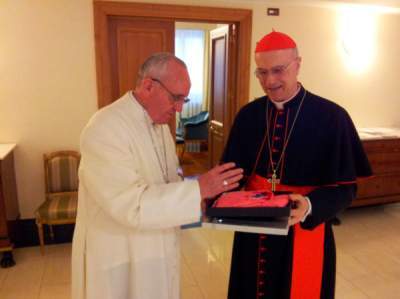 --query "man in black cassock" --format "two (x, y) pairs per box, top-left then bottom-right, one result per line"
(222, 30), (372, 299)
